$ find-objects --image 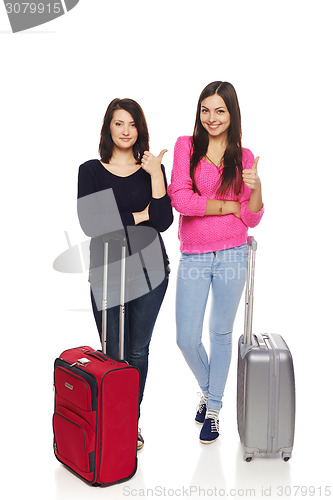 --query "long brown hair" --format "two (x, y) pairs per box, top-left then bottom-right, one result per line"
(190, 81), (243, 197)
(99, 98), (149, 164)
